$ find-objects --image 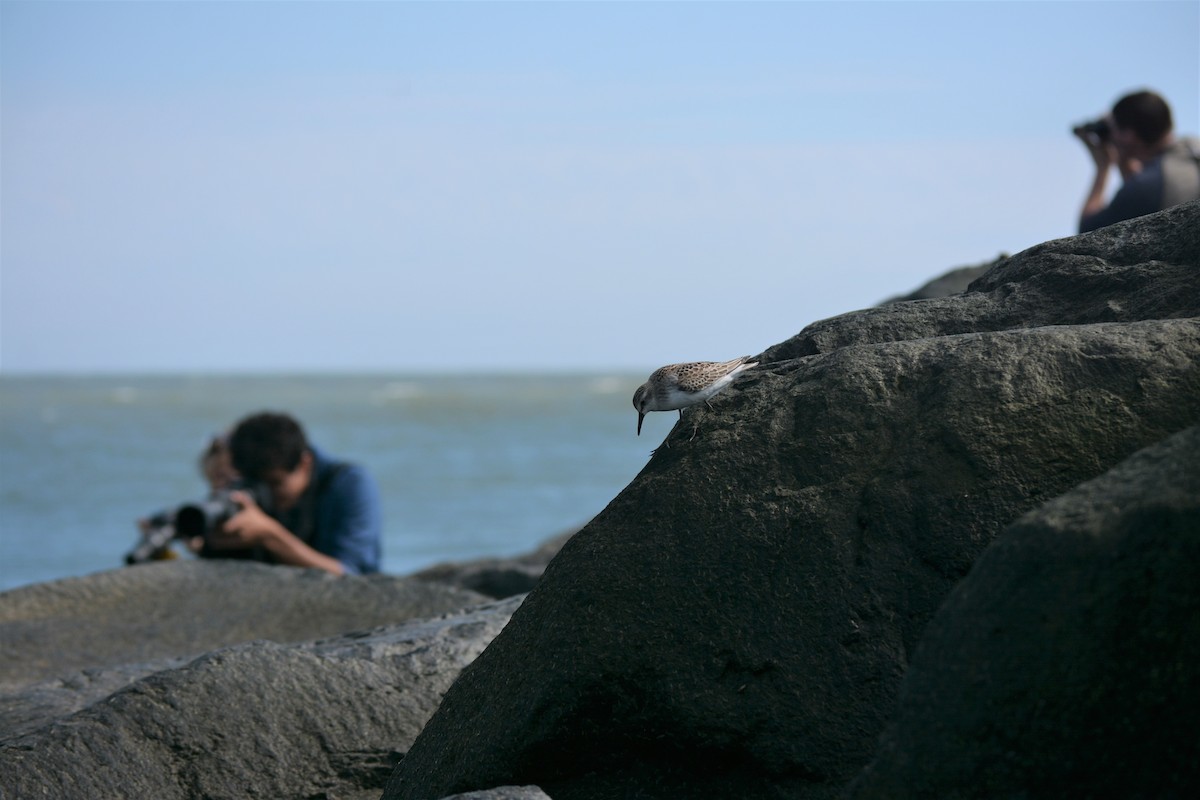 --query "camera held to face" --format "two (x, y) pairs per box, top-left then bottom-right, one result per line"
(126, 483), (272, 565)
